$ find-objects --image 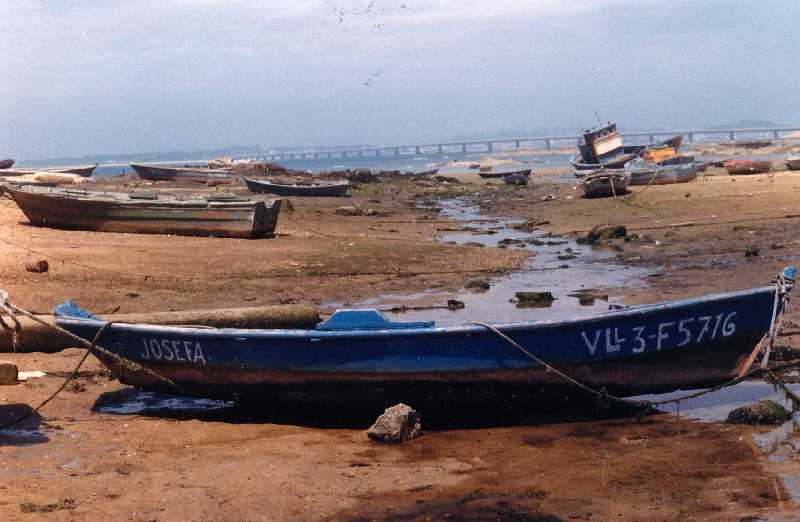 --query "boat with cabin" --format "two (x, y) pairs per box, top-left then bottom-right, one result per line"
(570, 122), (646, 170)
